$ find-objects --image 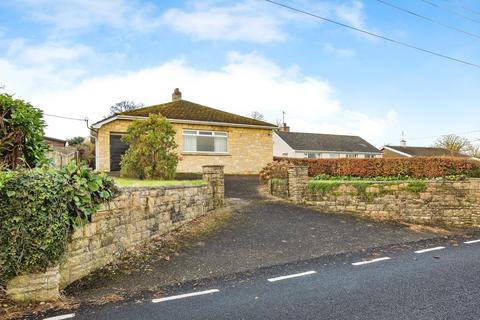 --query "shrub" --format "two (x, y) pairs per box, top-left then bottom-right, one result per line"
(61, 161), (119, 226)
(0, 162), (118, 283)
(259, 160), (289, 183)
(273, 157), (480, 178)
(120, 114), (178, 180)
(0, 93), (49, 169)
